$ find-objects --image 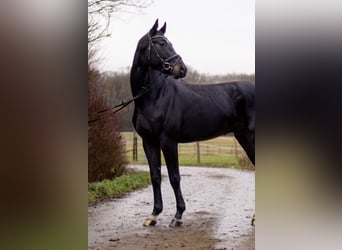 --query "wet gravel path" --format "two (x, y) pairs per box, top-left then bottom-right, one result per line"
(88, 165), (255, 249)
